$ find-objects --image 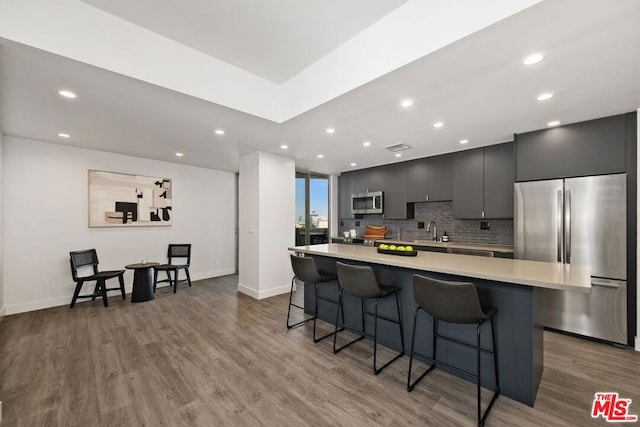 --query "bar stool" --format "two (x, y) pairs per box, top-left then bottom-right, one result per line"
(287, 254), (343, 343)
(333, 262), (405, 375)
(407, 275), (500, 427)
